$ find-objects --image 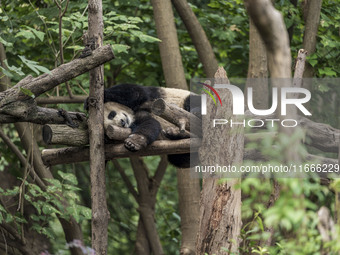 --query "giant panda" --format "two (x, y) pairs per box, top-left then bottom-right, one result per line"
(86, 83), (200, 168)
